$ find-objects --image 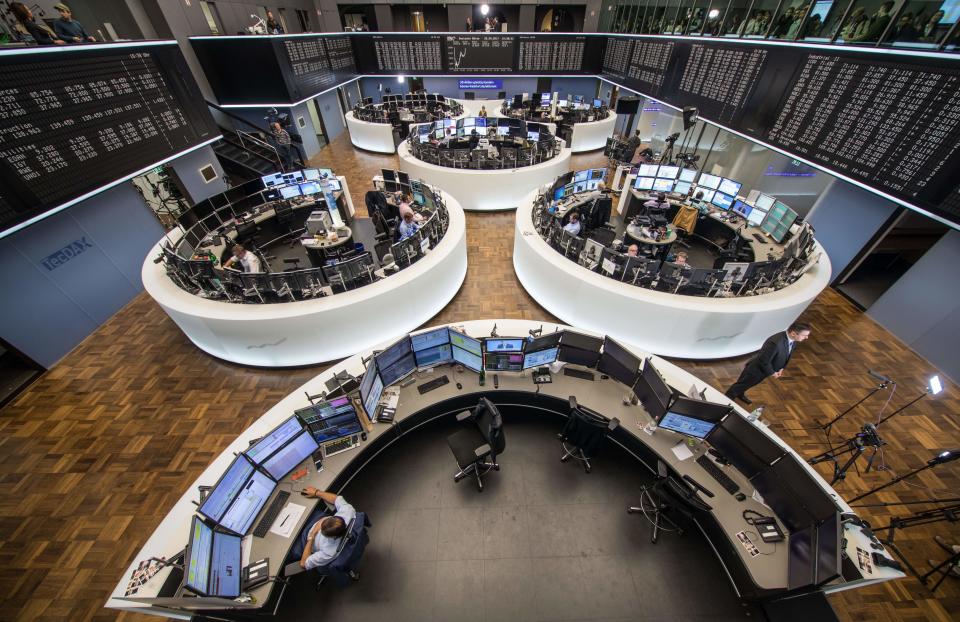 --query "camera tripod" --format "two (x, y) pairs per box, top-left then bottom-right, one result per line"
(808, 423), (885, 485)
(868, 500), (960, 591)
